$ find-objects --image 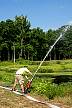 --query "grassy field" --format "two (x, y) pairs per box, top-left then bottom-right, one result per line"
(0, 59), (72, 107)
